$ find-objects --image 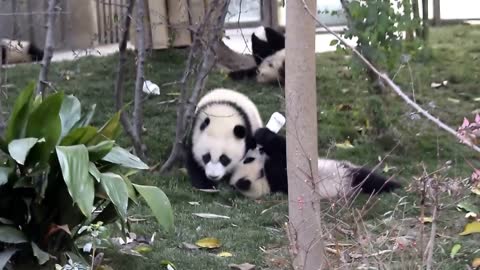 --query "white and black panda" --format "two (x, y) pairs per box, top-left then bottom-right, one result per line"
(185, 88), (264, 189)
(228, 26), (286, 85)
(230, 128), (401, 199)
(1, 39), (44, 65)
